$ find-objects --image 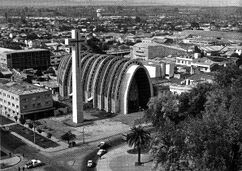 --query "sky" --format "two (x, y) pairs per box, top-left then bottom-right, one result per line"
(0, 0), (241, 6)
